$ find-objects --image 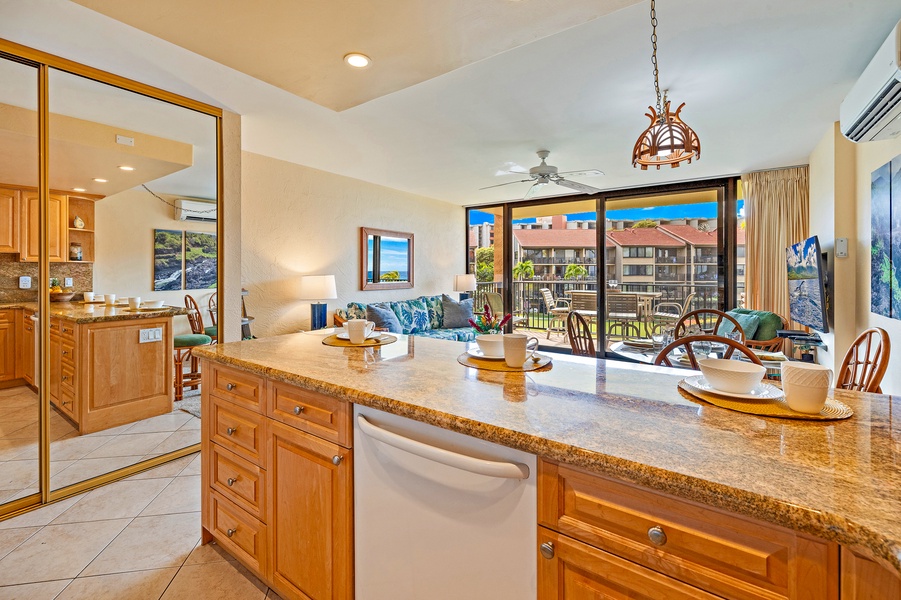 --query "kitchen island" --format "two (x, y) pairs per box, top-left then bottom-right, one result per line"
(195, 331), (901, 599)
